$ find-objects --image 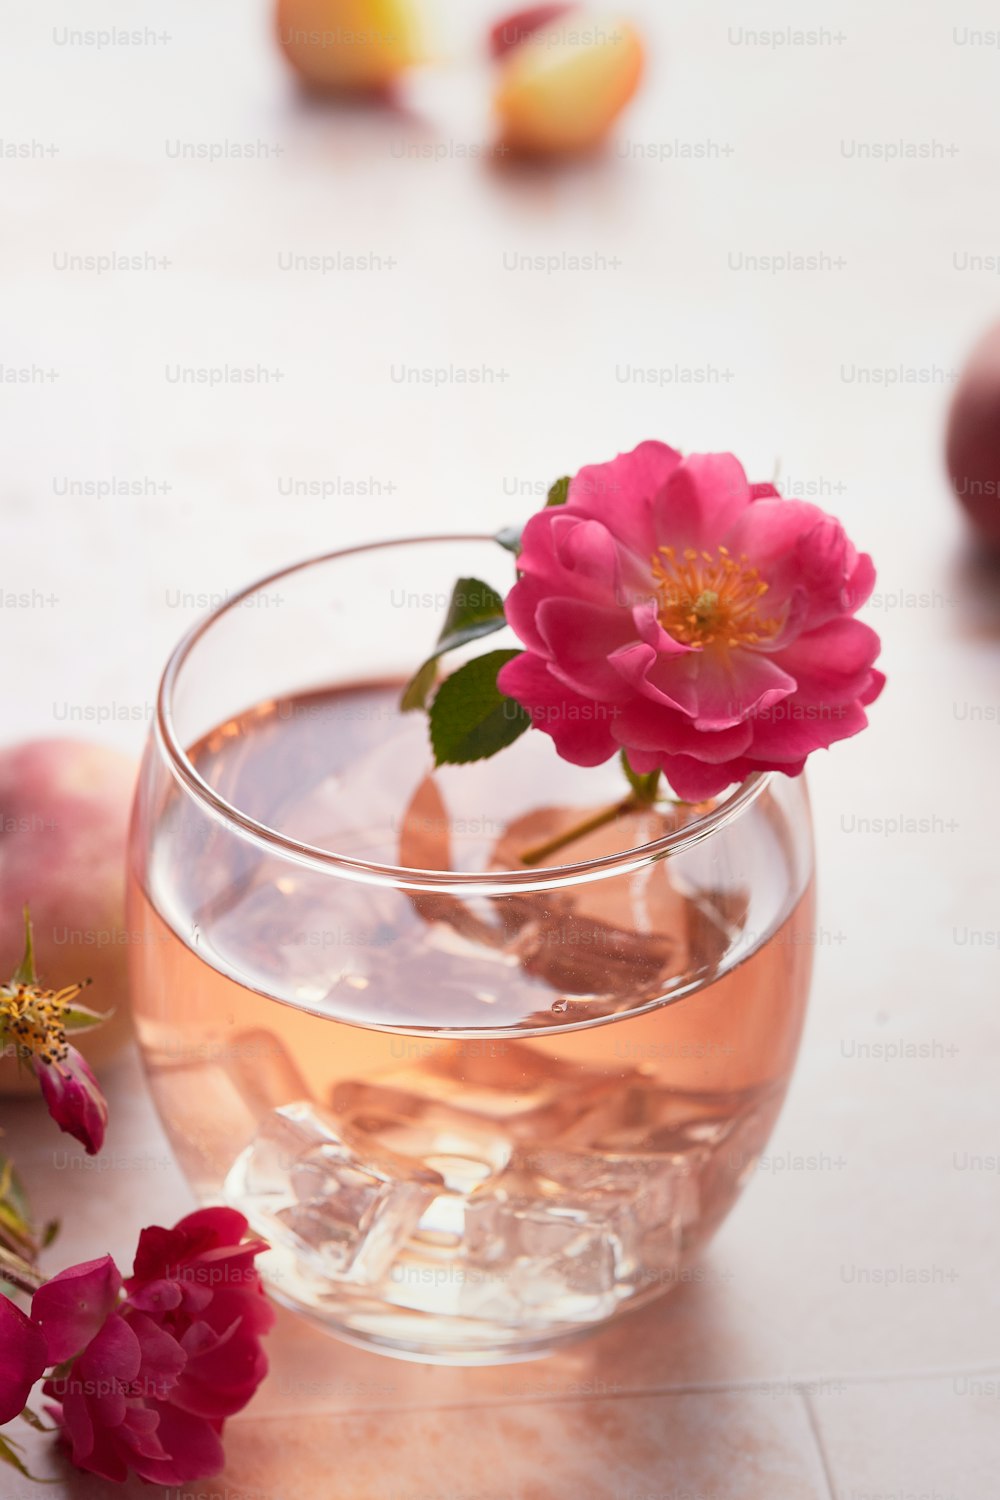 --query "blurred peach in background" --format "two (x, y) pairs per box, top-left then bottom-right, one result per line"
(276, 0), (425, 91)
(492, 10), (644, 155)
